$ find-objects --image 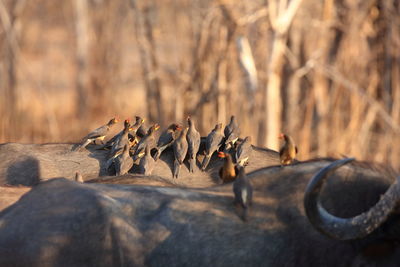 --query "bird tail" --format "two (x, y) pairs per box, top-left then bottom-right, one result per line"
(133, 148), (146, 162)
(223, 143), (232, 153)
(153, 148), (161, 160)
(154, 146), (166, 161)
(201, 155), (211, 171)
(189, 156), (196, 173)
(73, 139), (91, 151)
(242, 206), (248, 222)
(105, 158), (116, 174)
(173, 159), (181, 178)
